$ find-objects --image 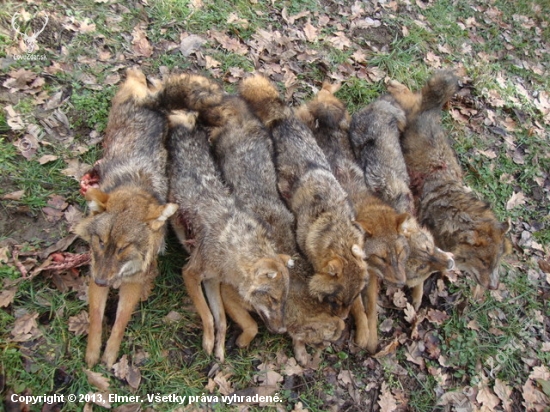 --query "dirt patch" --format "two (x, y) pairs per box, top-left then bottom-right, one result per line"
(0, 208), (68, 246)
